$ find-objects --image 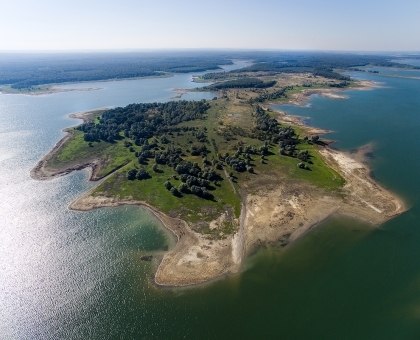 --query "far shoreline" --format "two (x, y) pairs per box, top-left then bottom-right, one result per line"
(0, 86), (103, 96)
(0, 73), (173, 96)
